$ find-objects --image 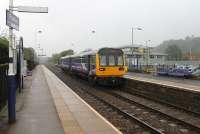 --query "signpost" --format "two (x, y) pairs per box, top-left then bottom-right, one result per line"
(6, 0), (48, 123)
(6, 10), (19, 31)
